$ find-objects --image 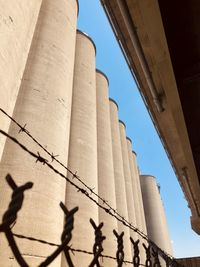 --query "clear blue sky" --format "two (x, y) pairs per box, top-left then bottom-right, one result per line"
(77, 0), (200, 258)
